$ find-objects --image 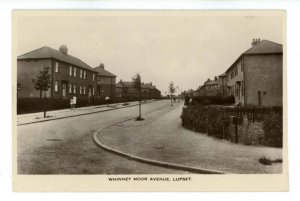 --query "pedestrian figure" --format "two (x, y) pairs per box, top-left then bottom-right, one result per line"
(73, 96), (77, 109)
(70, 97), (74, 109)
(105, 96), (110, 107)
